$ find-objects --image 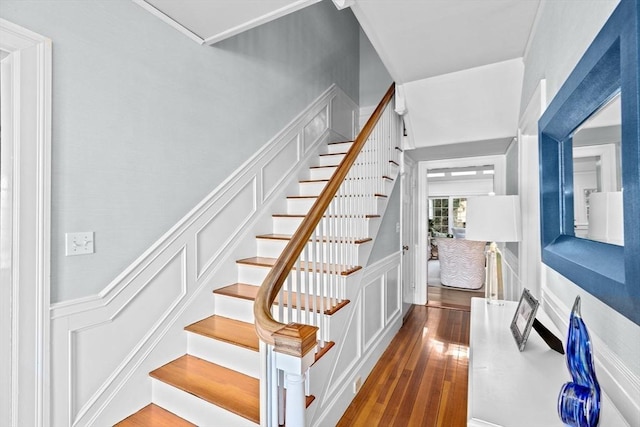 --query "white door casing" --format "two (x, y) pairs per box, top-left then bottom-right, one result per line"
(517, 79), (546, 300)
(0, 18), (52, 427)
(400, 155), (416, 311)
